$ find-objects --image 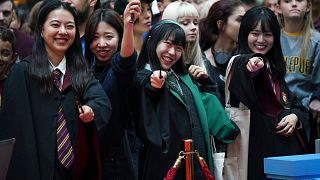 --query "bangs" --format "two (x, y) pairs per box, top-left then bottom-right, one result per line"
(165, 30), (186, 48)
(260, 17), (272, 33)
(250, 17), (272, 33)
(155, 23), (186, 48)
(163, 2), (199, 20)
(177, 4), (199, 18)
